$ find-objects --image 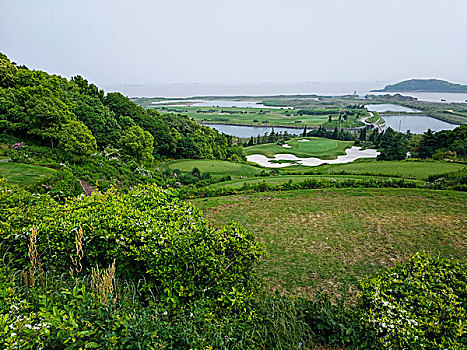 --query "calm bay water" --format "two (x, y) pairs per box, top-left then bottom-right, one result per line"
(104, 82), (467, 102)
(202, 123), (302, 138)
(366, 104), (420, 113)
(383, 115), (458, 134)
